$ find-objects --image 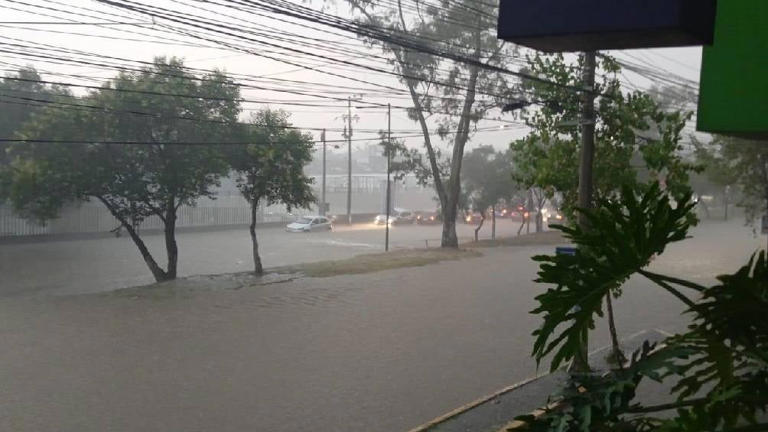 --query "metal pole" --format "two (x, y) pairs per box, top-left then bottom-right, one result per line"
(385, 103), (392, 252)
(347, 96), (353, 225)
(321, 129), (327, 216)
